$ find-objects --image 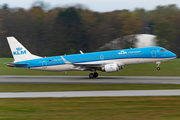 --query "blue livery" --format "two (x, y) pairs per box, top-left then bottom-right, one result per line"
(6, 37), (177, 78)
